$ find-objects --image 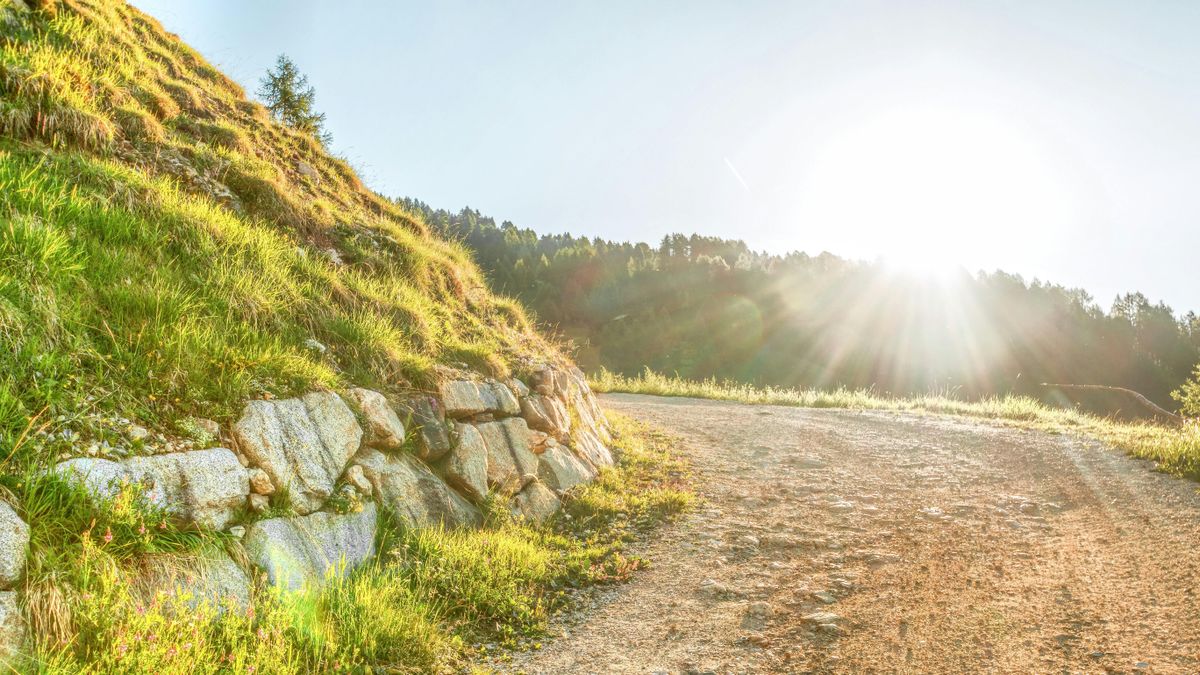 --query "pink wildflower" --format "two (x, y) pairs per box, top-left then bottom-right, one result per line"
(102, 528), (113, 544)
